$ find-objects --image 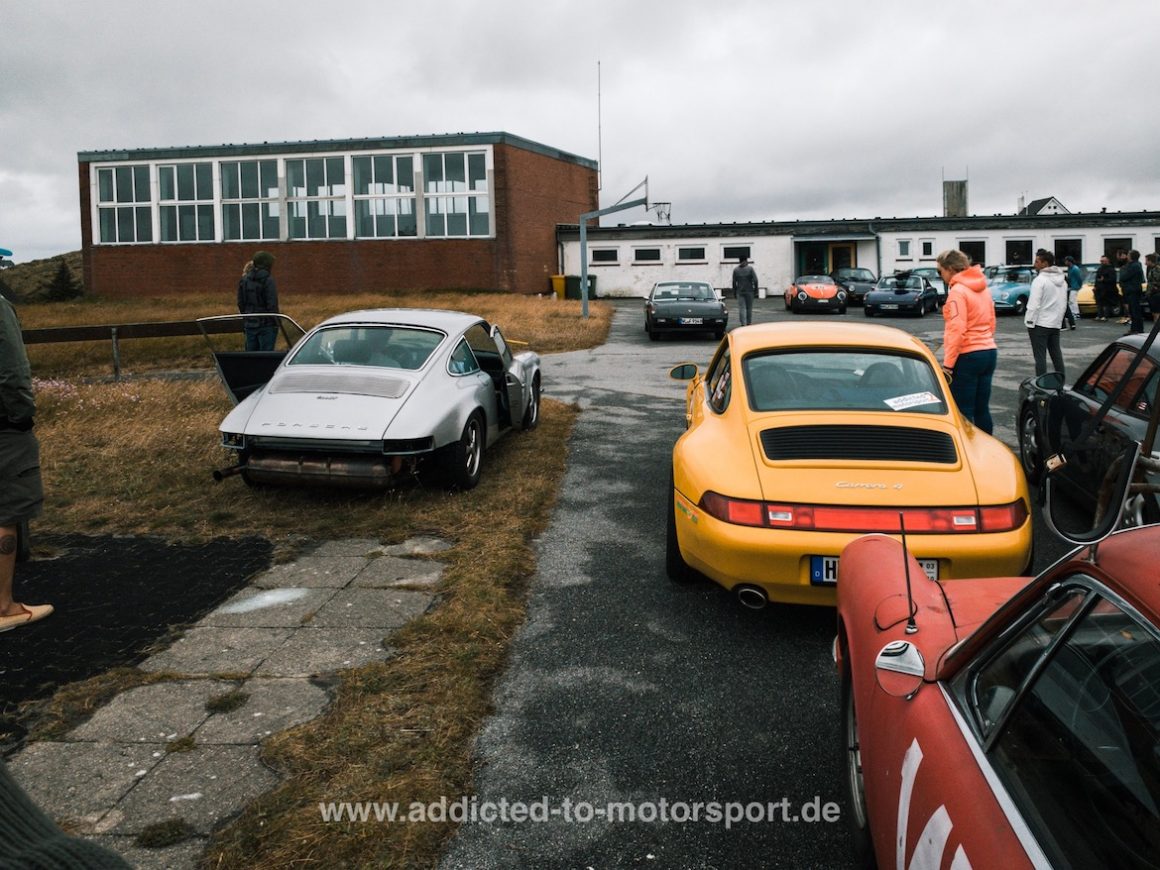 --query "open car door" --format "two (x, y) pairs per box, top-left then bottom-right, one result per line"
(196, 314), (306, 405)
